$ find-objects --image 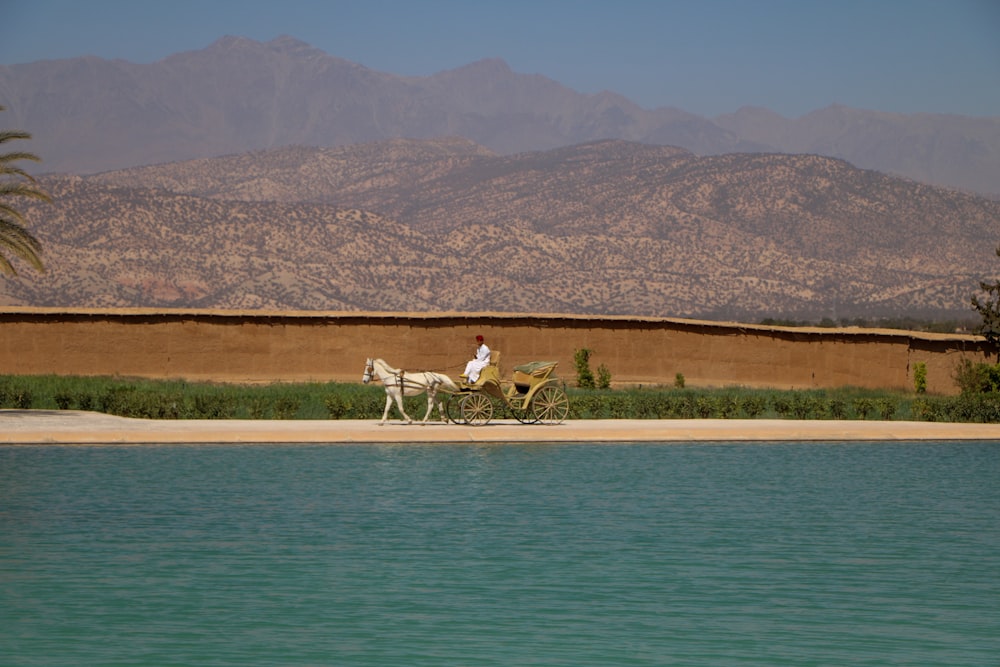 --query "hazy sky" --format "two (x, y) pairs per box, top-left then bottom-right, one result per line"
(2, 0), (998, 118)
